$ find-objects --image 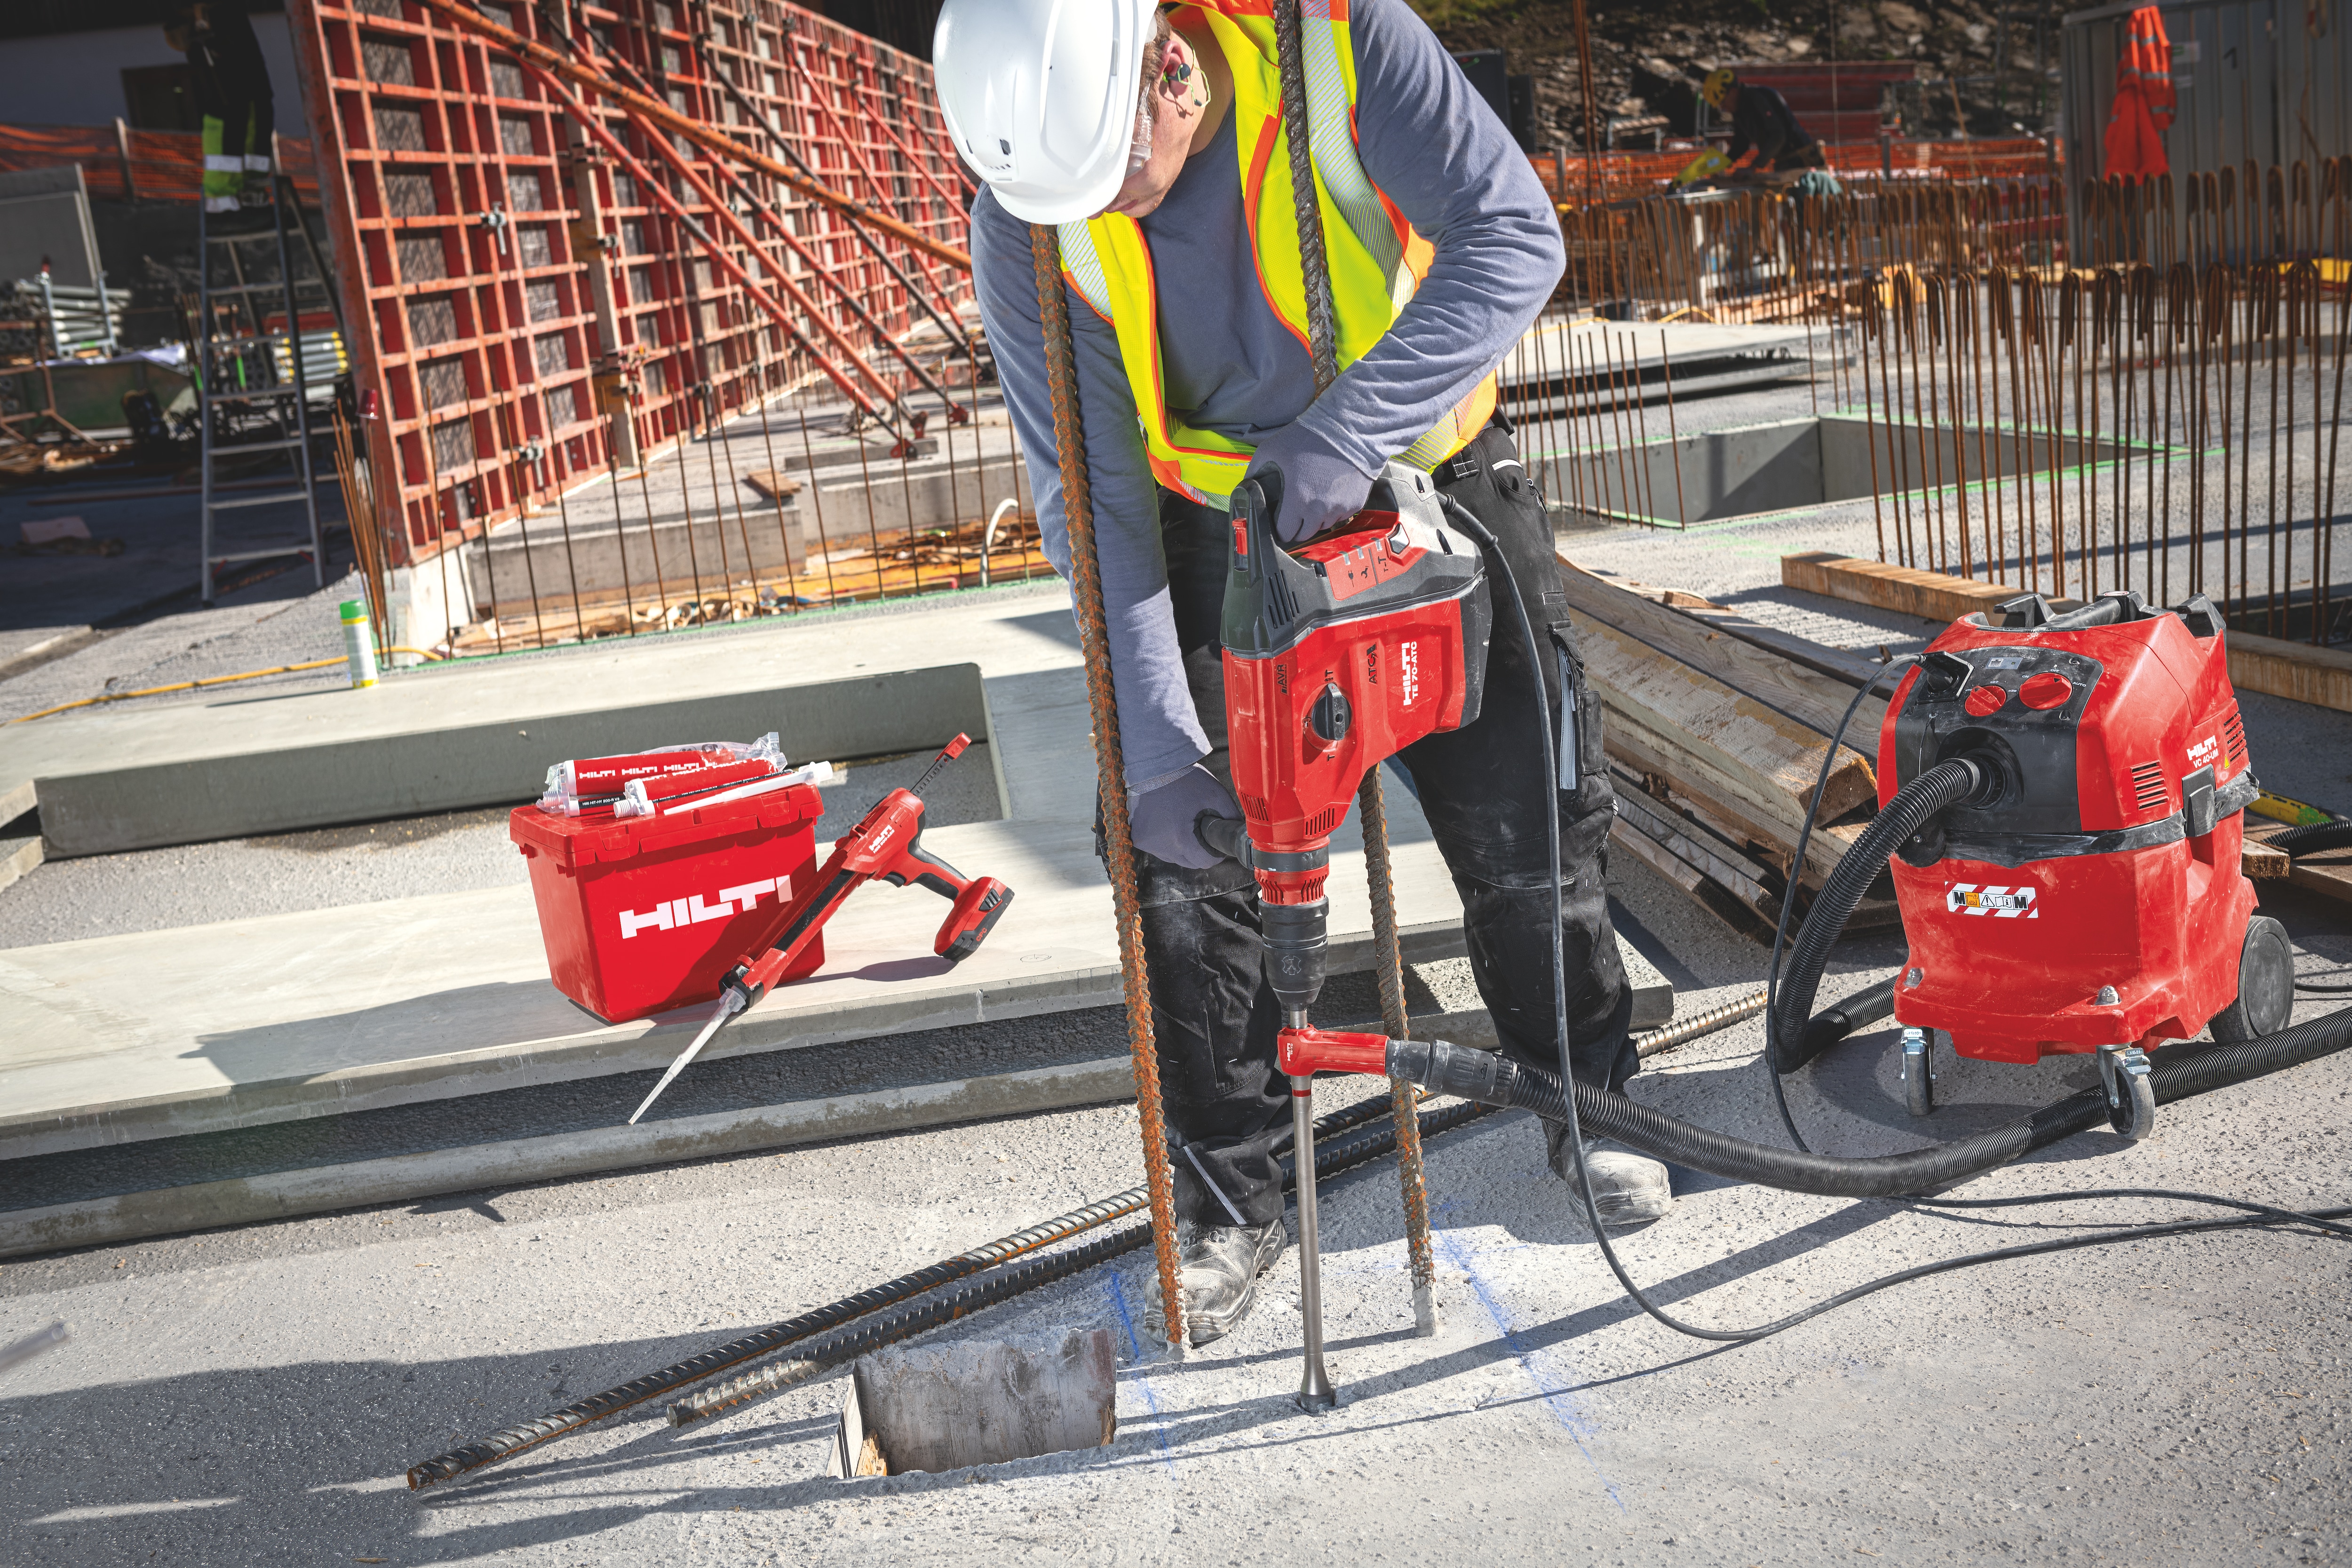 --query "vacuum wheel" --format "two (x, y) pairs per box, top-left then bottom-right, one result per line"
(2210, 915), (2295, 1043)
